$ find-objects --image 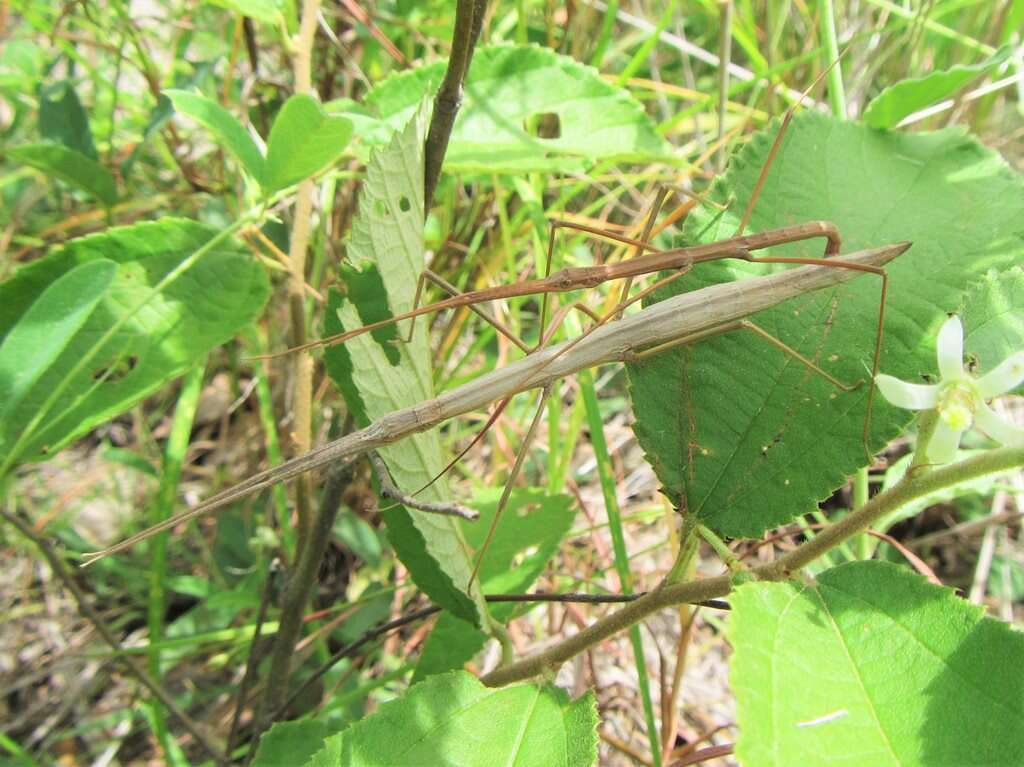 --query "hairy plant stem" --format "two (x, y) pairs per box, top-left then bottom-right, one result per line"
(0, 510), (228, 765)
(252, 462), (354, 746)
(423, 0), (486, 211)
(481, 446), (1024, 687)
(287, 0), (322, 560)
